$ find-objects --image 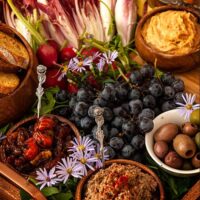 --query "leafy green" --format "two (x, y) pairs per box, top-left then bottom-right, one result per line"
(145, 153), (197, 200)
(41, 187), (60, 197)
(20, 189), (32, 200)
(155, 67), (164, 79)
(0, 124), (10, 134)
(32, 87), (60, 115)
(49, 192), (73, 200)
